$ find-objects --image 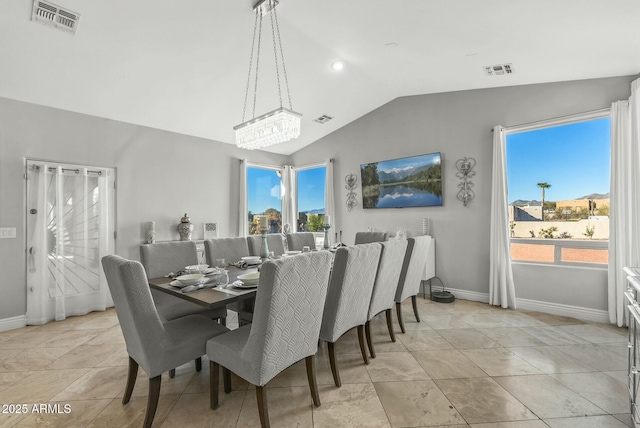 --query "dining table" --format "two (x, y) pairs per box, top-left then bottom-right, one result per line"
(148, 266), (258, 310)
